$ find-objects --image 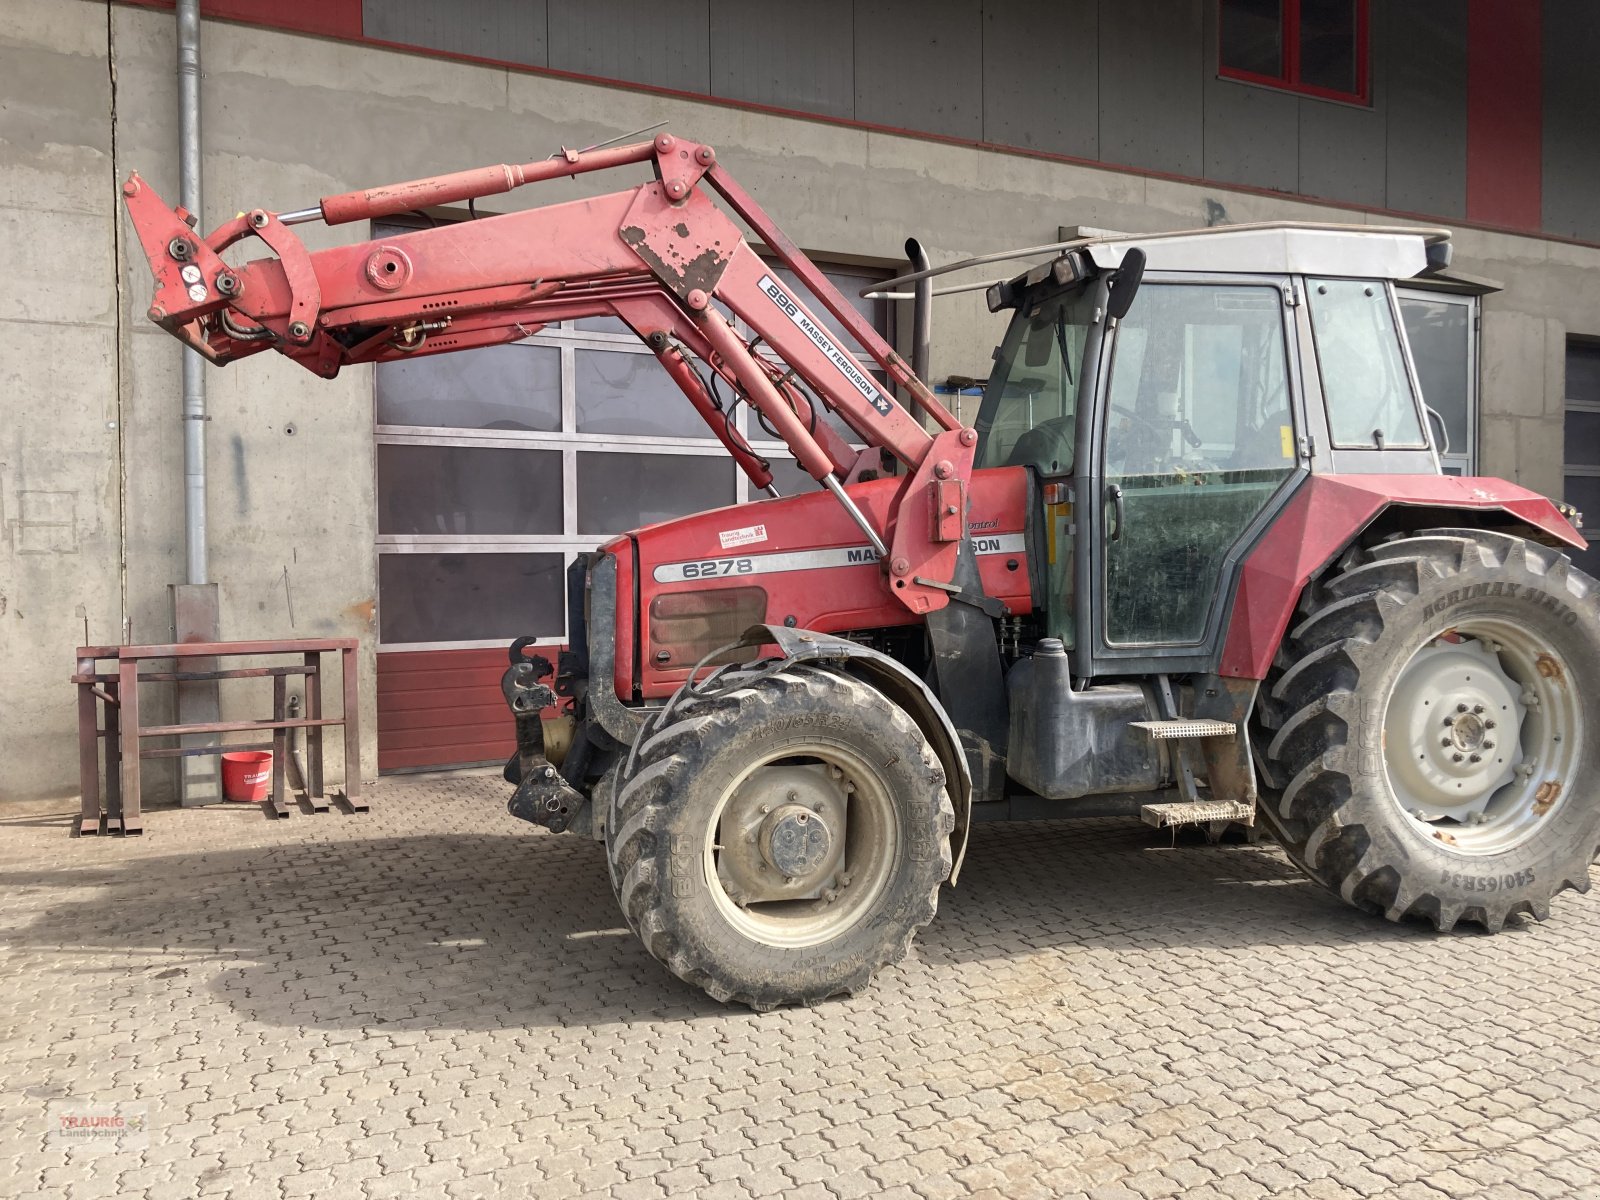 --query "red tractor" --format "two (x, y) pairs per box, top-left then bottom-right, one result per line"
(125, 133), (1598, 1008)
